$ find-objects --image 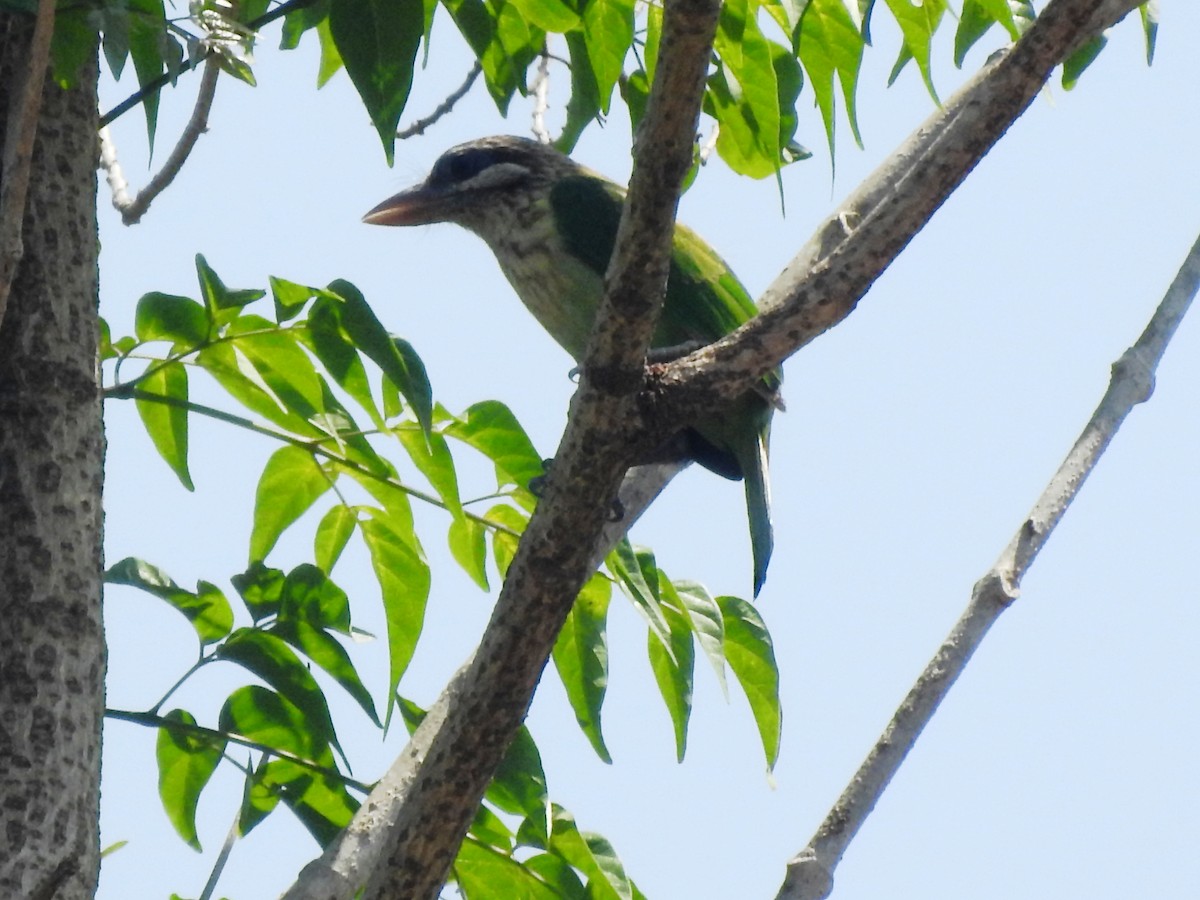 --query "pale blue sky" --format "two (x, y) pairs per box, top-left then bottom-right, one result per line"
(97, 5), (1199, 898)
